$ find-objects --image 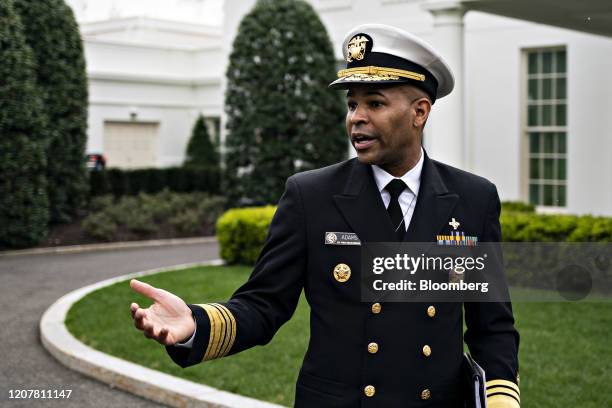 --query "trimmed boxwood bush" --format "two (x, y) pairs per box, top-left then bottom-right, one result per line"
(216, 206), (276, 265)
(217, 205), (612, 266)
(501, 201), (535, 213)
